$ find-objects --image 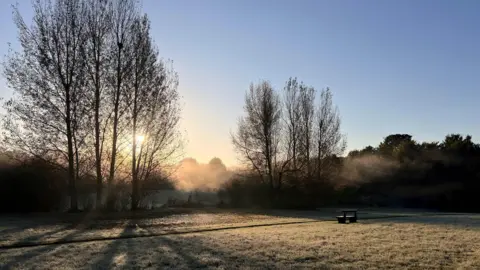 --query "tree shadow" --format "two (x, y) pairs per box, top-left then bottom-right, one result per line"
(0, 225), (31, 235)
(73, 224), (274, 269)
(1, 210), (108, 249)
(0, 219), (143, 269)
(0, 226), (88, 269)
(90, 219), (137, 269)
(8, 226), (70, 246)
(144, 228), (274, 269)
